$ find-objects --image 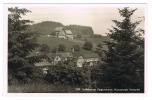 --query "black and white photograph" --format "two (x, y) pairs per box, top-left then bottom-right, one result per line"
(6, 4), (145, 93)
